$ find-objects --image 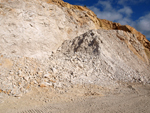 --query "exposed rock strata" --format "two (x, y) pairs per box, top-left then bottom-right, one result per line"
(0, 30), (150, 97)
(0, 0), (150, 98)
(44, 0), (150, 58)
(0, 0), (149, 60)
(0, 0), (97, 58)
